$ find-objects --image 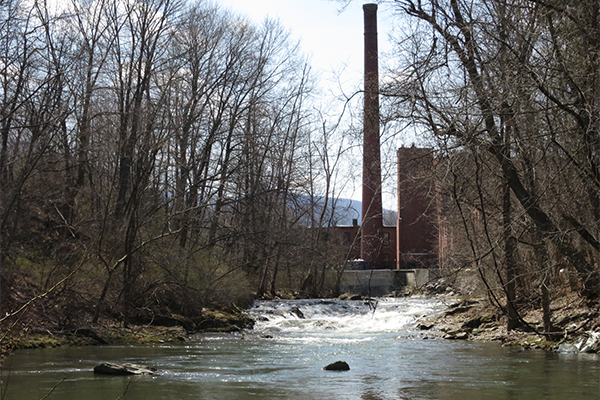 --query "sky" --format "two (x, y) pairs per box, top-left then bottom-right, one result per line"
(216, 0), (403, 210)
(217, 0), (395, 100)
